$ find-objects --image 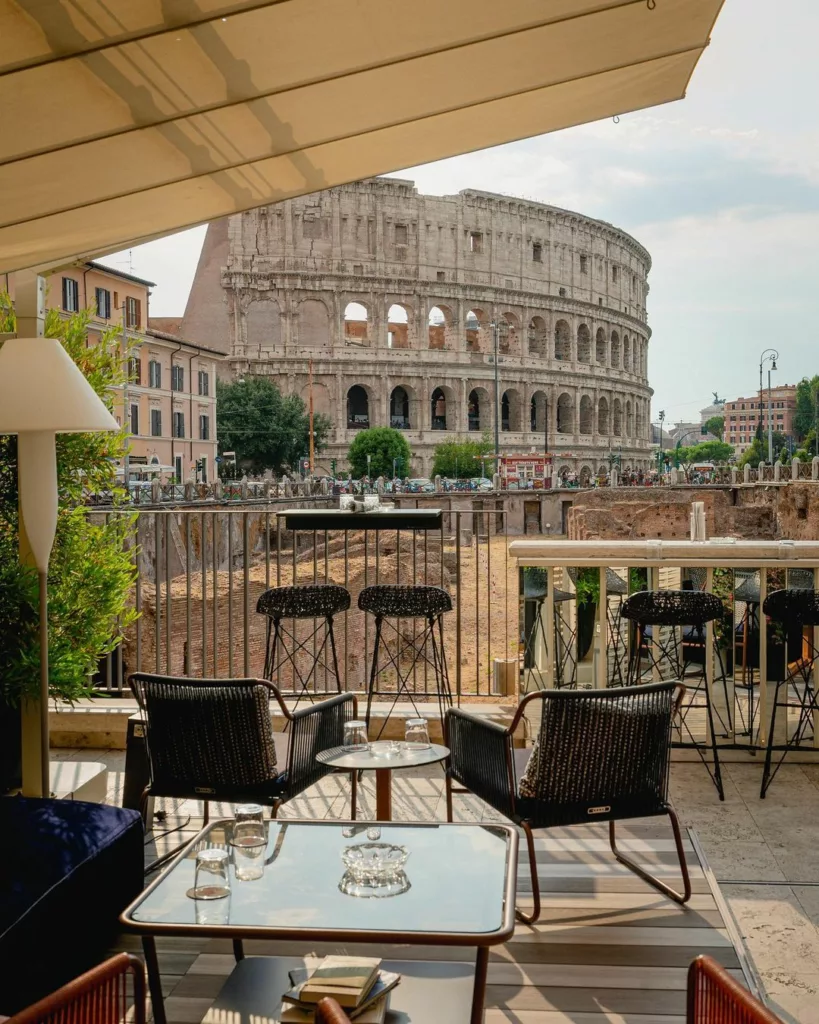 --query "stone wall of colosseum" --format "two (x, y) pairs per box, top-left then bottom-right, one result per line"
(181, 177), (655, 477)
